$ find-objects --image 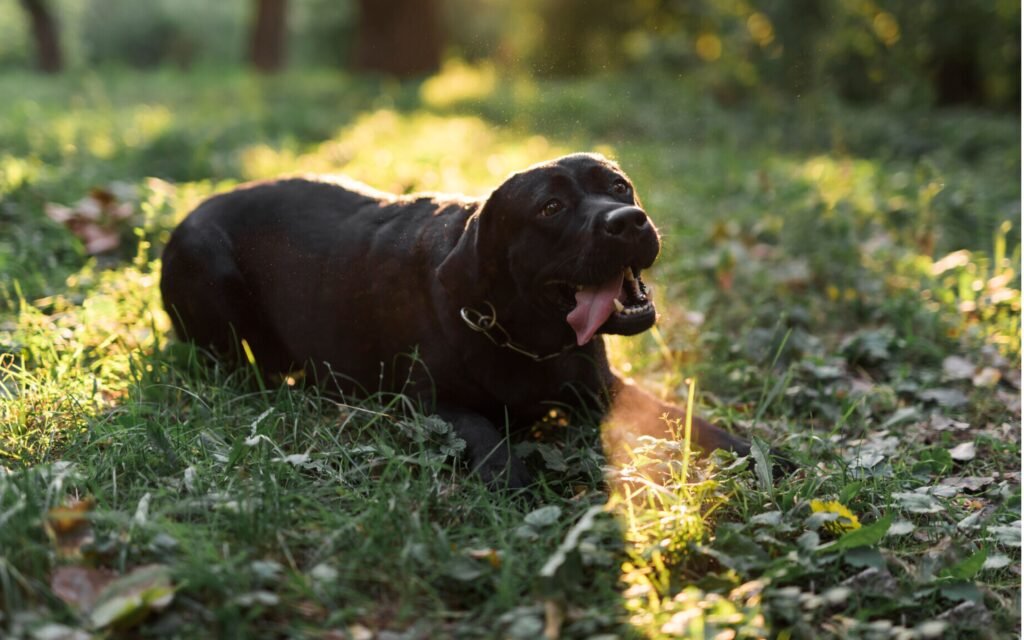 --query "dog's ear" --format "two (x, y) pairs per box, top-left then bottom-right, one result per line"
(437, 212), (478, 296)
(437, 207), (498, 299)
(437, 177), (518, 298)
